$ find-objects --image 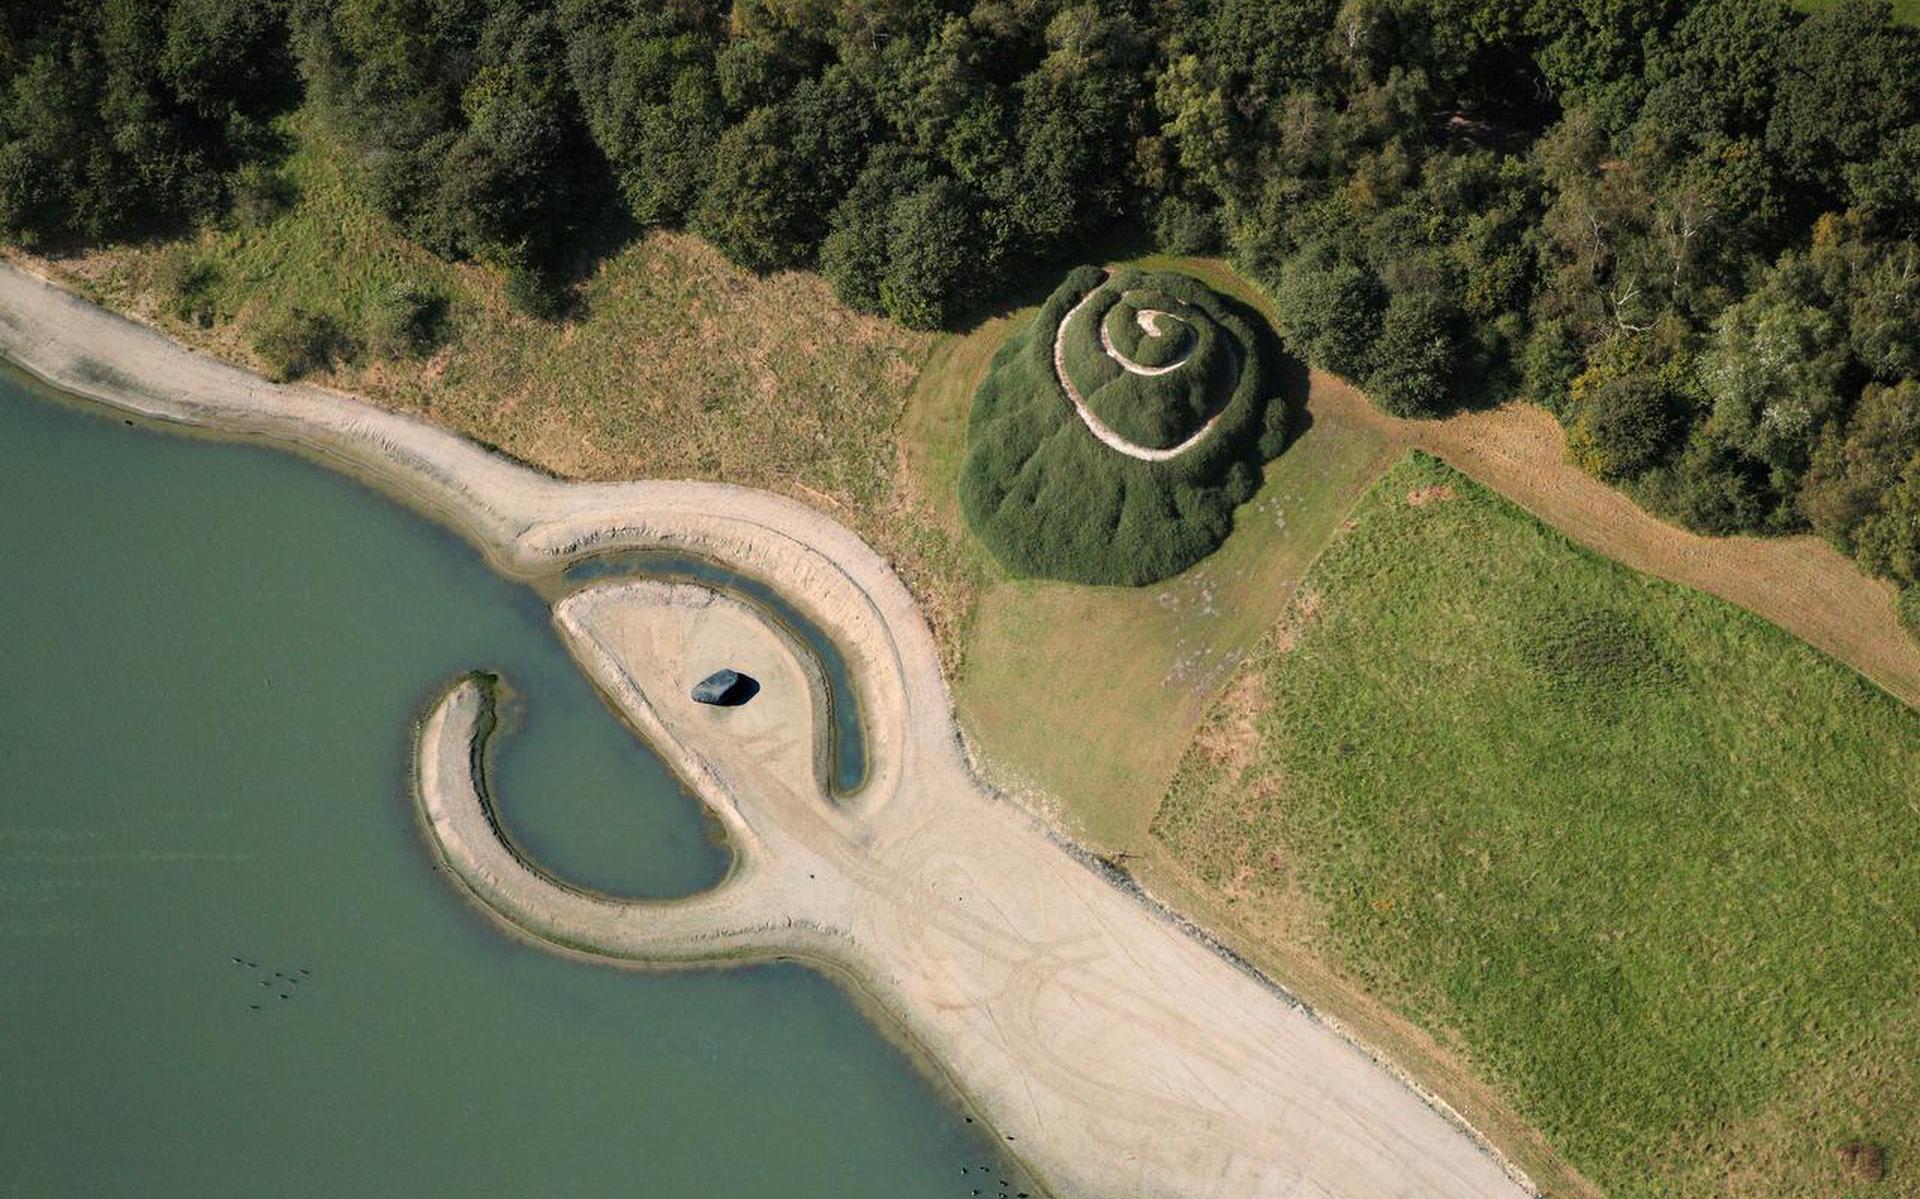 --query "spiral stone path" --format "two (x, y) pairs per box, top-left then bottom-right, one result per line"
(1100, 305), (1194, 377)
(1052, 272), (1230, 462)
(0, 261), (1532, 1199)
